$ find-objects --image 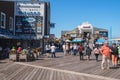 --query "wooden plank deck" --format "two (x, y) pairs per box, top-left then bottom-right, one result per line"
(0, 52), (120, 80)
